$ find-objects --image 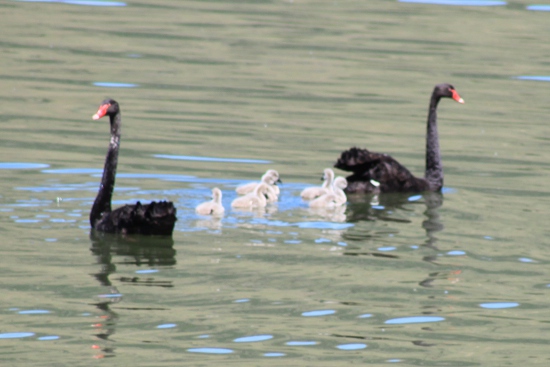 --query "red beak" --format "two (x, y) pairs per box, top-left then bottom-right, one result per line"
(451, 89), (464, 104)
(92, 104), (110, 120)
